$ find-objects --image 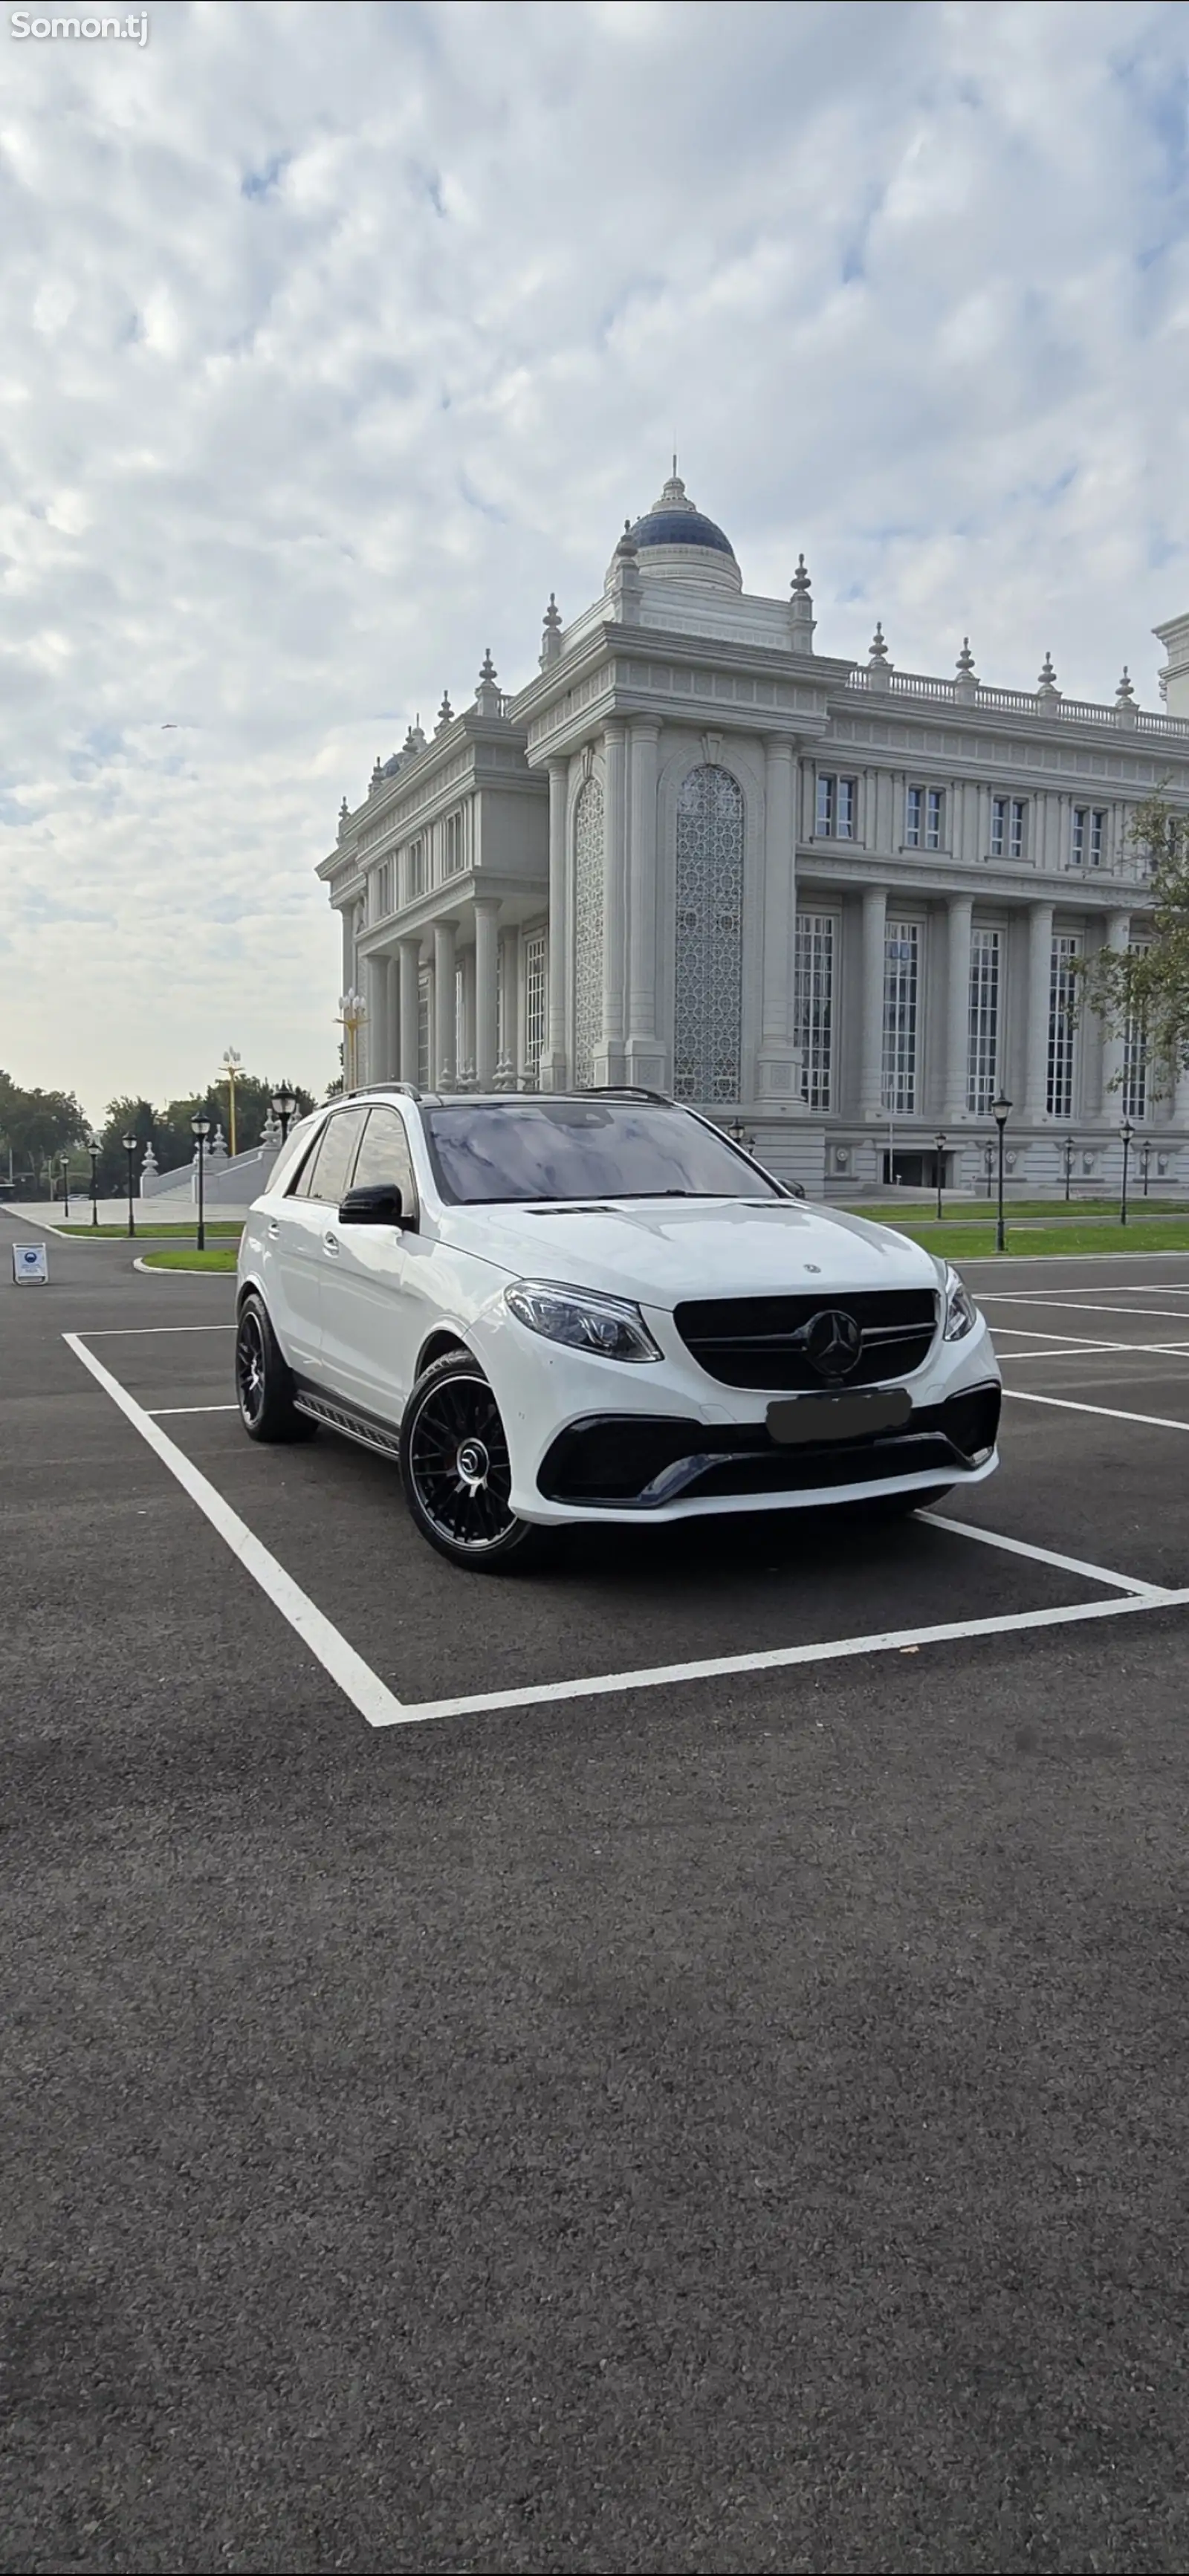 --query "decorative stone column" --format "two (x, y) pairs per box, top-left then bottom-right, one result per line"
(473, 897), (500, 1089)
(1099, 909), (1131, 1111)
(433, 919), (457, 1089)
(499, 929), (519, 1085)
(340, 909), (354, 999)
(364, 954), (389, 1086)
(859, 886), (887, 1119)
(1023, 902), (1054, 1118)
(944, 895), (973, 1120)
(386, 957), (401, 1084)
(398, 939), (421, 1085)
(540, 759), (568, 1091)
(757, 736), (799, 1103)
(597, 720), (628, 1084)
(626, 719), (662, 1087)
